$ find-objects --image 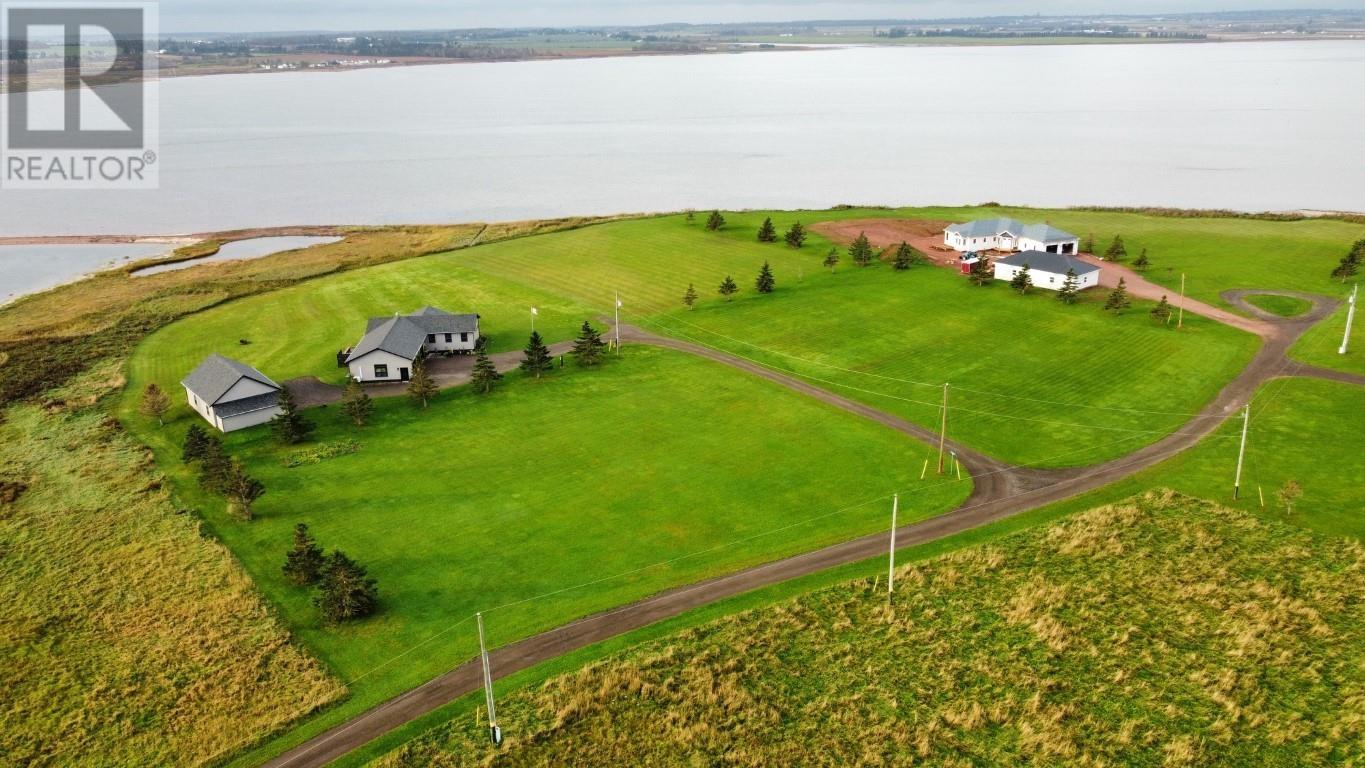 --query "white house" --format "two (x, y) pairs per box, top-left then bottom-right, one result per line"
(181, 354), (284, 433)
(344, 307), (480, 382)
(944, 218), (1080, 255)
(993, 250), (1101, 292)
